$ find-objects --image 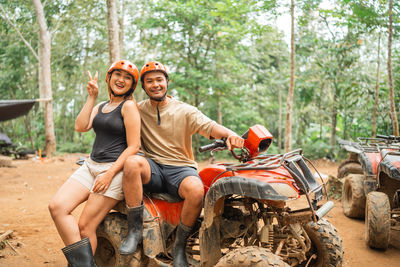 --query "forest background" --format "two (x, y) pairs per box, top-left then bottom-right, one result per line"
(0, 0), (399, 160)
